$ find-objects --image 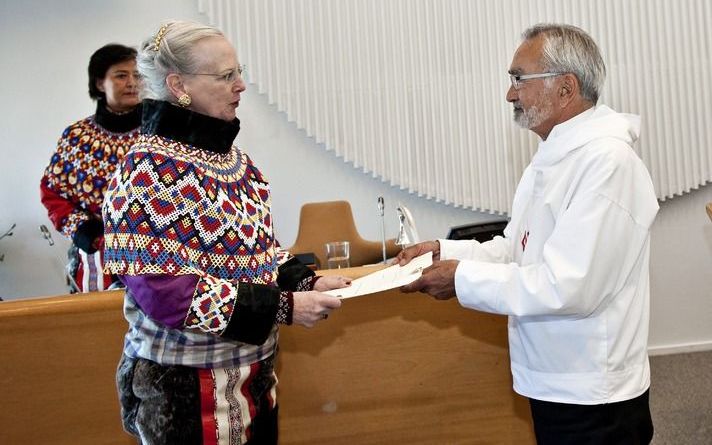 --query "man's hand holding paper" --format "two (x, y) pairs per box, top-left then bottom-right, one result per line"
(395, 240), (441, 266)
(398, 241), (458, 300)
(400, 259), (459, 300)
